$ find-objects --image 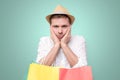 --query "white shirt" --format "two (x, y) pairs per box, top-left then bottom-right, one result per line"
(36, 35), (87, 68)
